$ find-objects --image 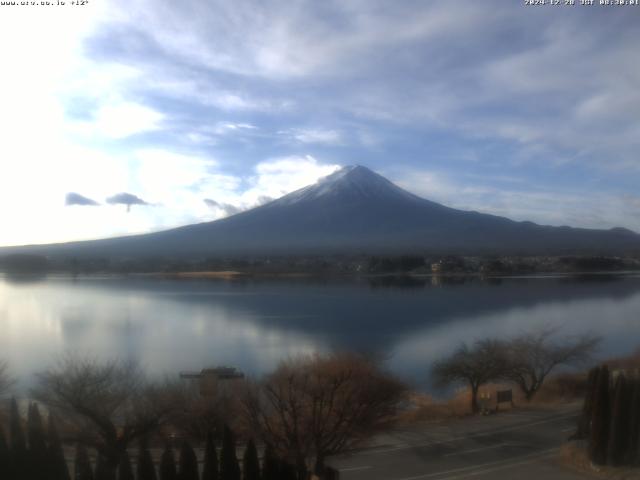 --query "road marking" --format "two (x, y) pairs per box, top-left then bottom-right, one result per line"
(359, 412), (577, 455)
(443, 443), (509, 457)
(339, 465), (372, 472)
(392, 448), (556, 480)
(561, 427), (575, 433)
